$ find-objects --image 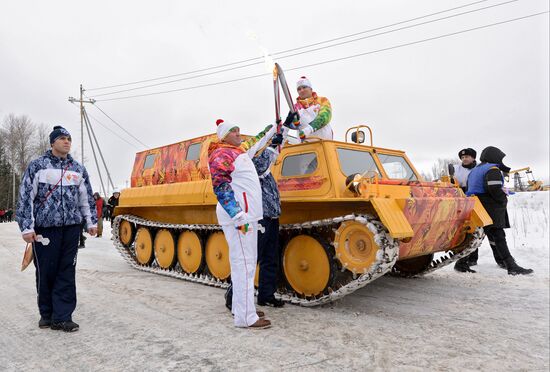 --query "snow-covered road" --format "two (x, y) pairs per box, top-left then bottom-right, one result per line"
(0, 192), (548, 371)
